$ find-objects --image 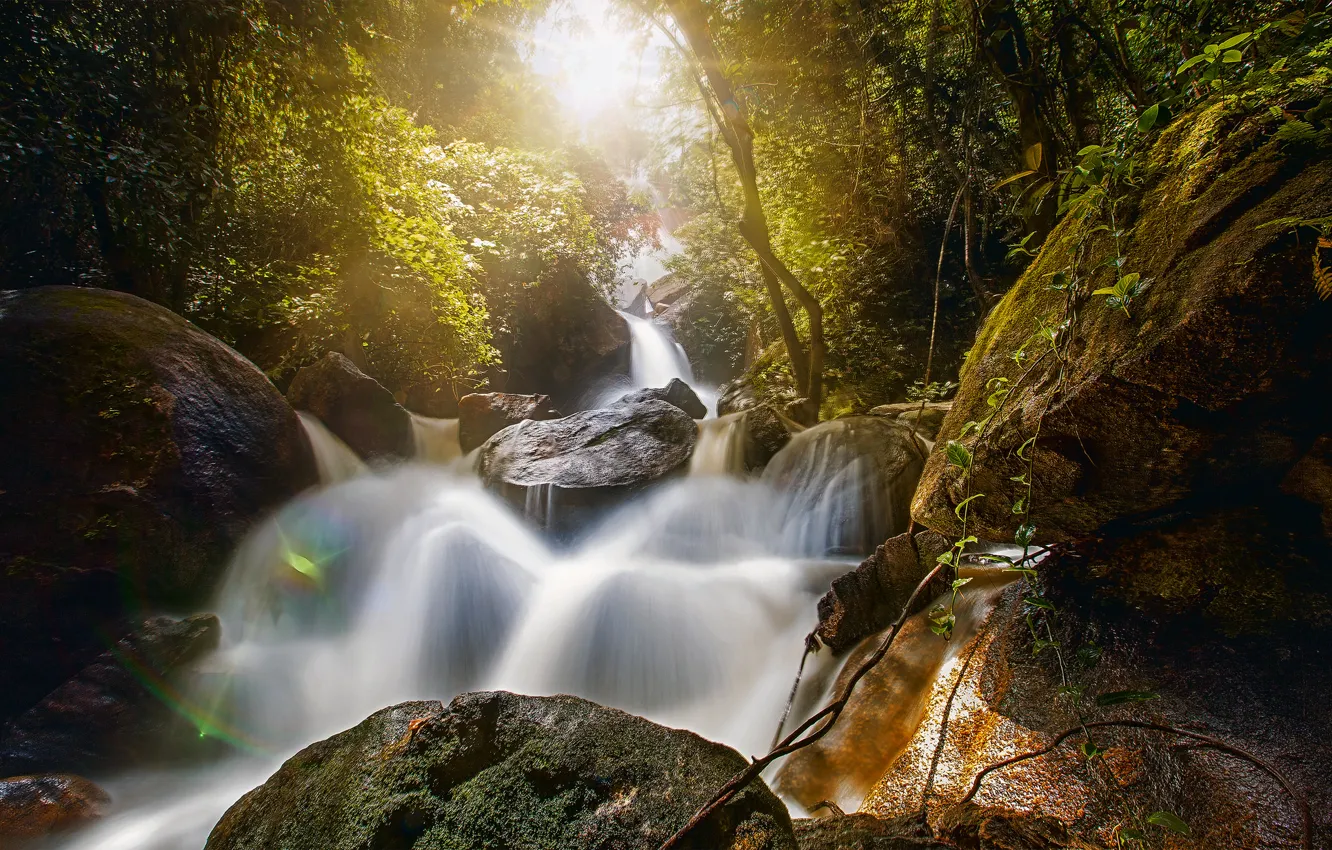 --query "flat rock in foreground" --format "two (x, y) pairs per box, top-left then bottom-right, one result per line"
(206, 691), (795, 850)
